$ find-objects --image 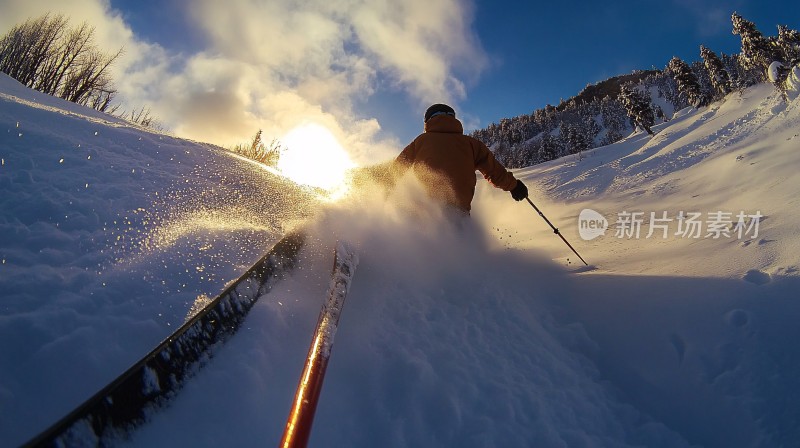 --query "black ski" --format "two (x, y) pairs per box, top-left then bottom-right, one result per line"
(24, 231), (306, 447)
